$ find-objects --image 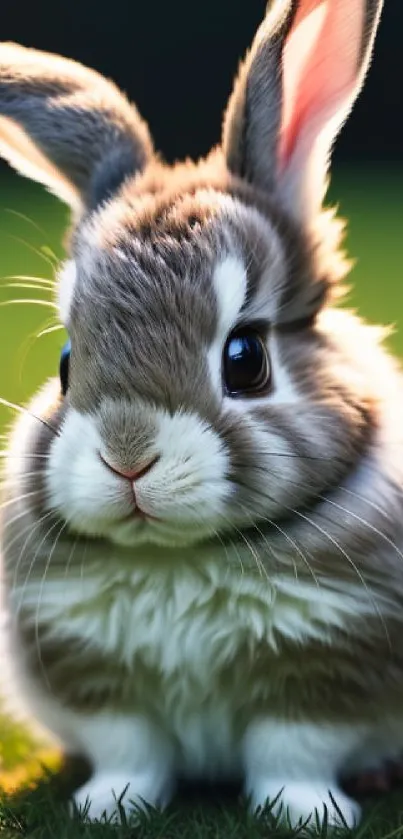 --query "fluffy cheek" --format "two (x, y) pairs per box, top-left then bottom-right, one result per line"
(136, 411), (231, 523)
(46, 410), (133, 535)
